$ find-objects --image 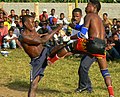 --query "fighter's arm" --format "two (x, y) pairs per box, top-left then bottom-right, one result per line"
(19, 24), (63, 45)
